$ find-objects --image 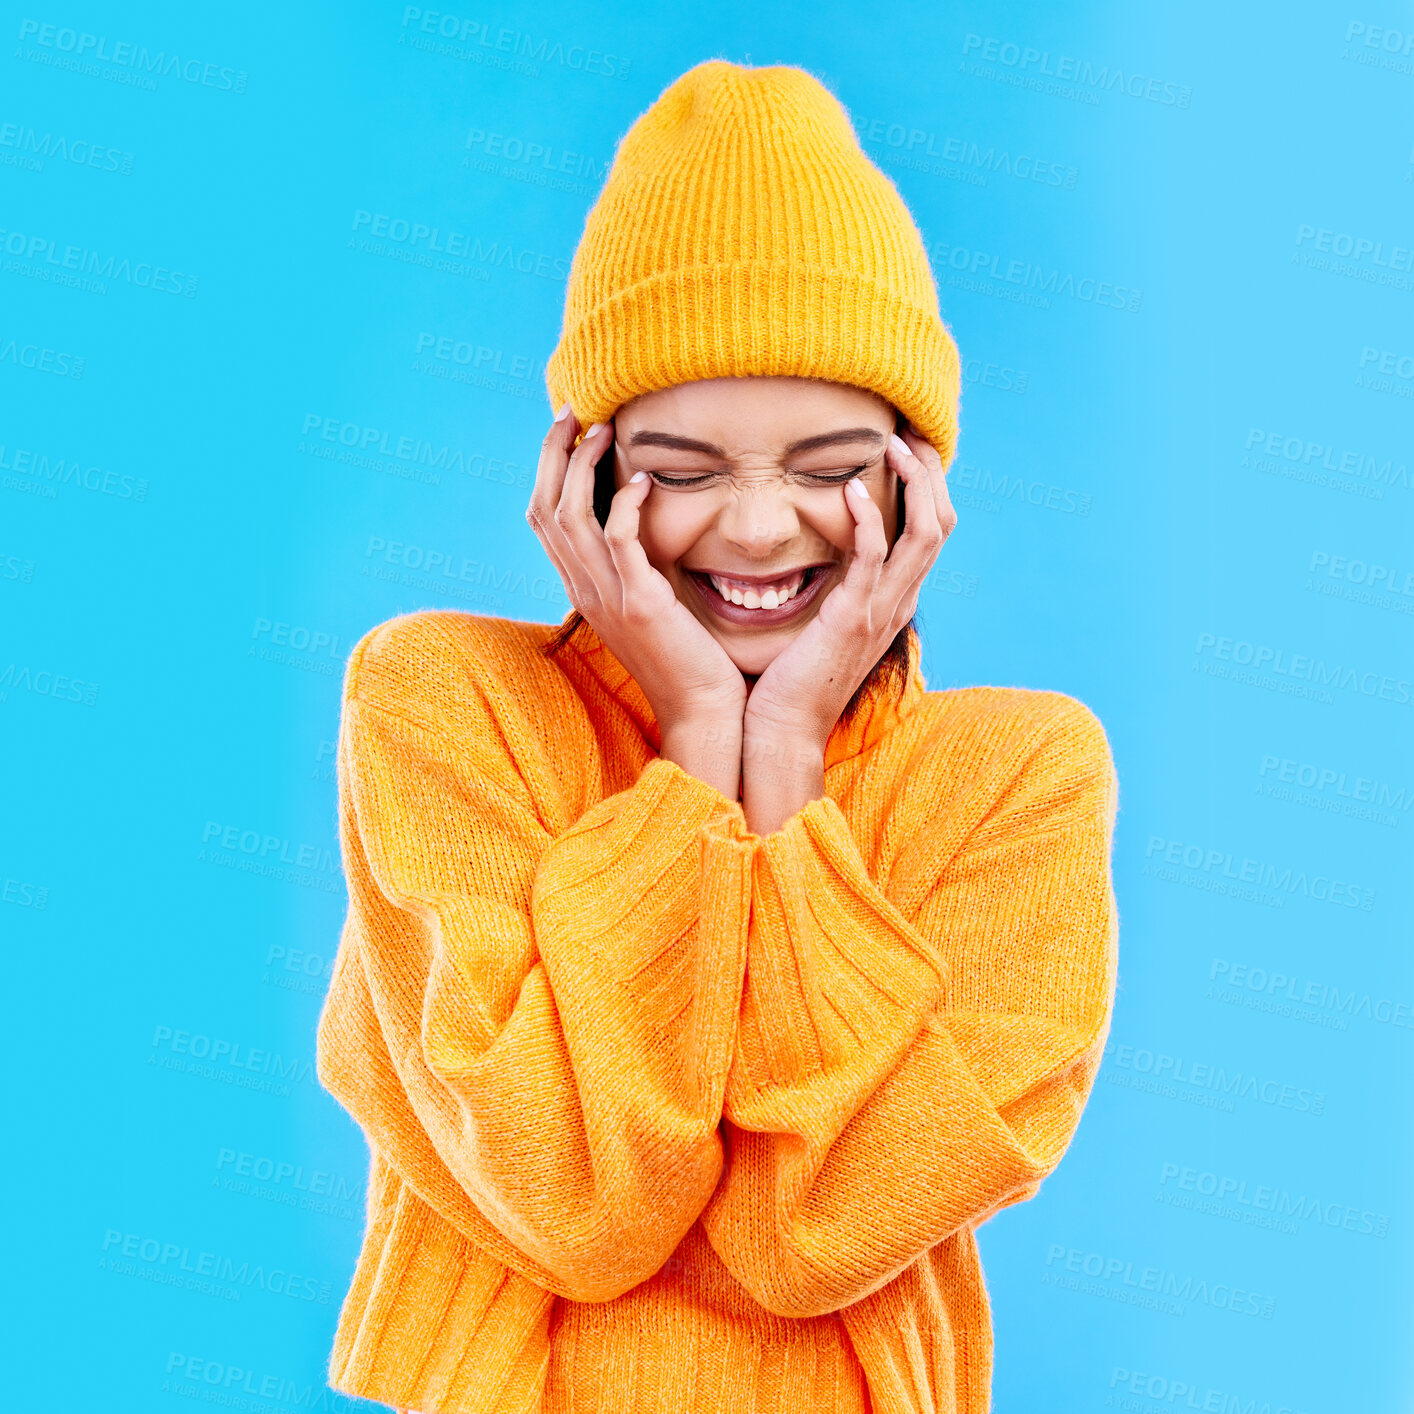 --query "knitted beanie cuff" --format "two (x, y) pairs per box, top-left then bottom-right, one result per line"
(545, 261), (962, 469)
